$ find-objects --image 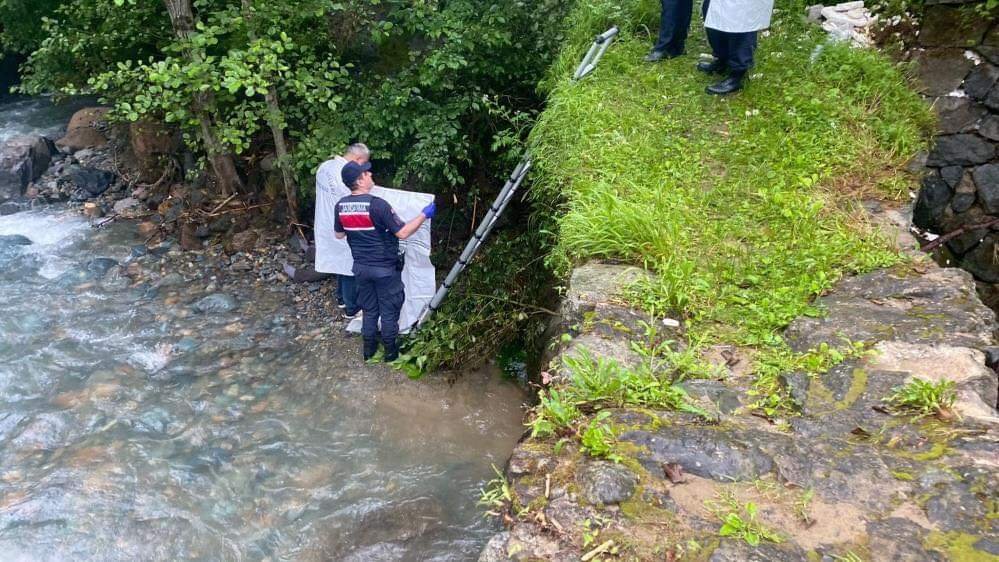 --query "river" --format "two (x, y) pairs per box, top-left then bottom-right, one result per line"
(0, 98), (528, 561)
